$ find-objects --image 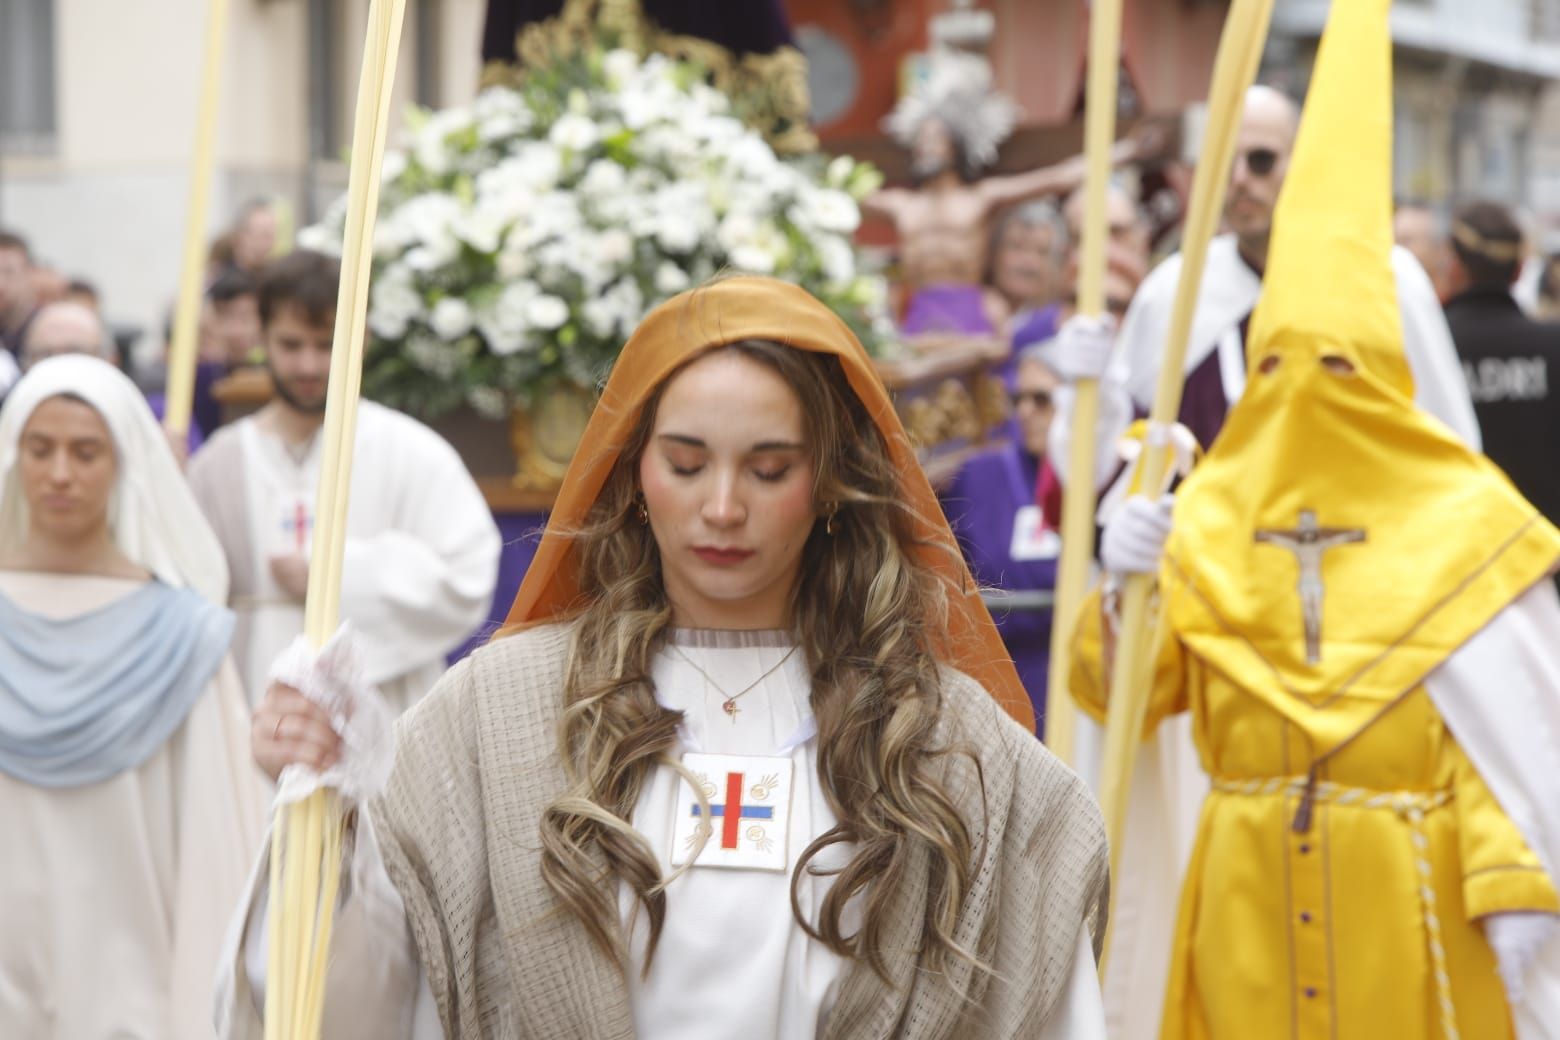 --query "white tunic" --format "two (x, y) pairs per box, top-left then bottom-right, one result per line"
(187, 401), (501, 712)
(626, 629), (849, 1037)
(0, 572), (268, 1040)
(218, 633), (1106, 1038)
